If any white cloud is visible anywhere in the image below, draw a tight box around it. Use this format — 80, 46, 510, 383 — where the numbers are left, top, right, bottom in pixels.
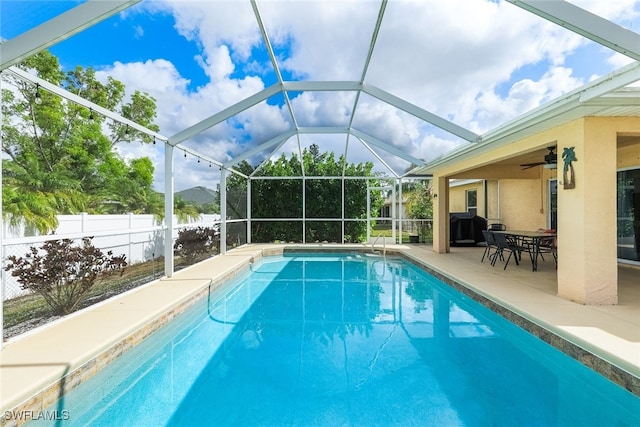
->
91, 0, 640, 190
470, 66, 584, 132
570, 0, 639, 20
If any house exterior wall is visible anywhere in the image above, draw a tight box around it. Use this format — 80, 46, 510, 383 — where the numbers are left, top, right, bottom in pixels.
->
486, 180, 500, 224
433, 116, 640, 304
496, 180, 543, 230
449, 181, 485, 215
618, 142, 640, 169
449, 178, 552, 231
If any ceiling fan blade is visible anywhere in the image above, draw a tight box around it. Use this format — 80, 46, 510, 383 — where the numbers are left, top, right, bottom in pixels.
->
520, 162, 544, 170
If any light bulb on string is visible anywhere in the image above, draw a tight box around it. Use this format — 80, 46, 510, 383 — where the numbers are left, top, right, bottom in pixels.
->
34, 84, 43, 105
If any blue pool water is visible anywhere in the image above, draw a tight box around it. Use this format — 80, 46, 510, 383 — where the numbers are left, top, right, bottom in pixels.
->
37, 253, 639, 426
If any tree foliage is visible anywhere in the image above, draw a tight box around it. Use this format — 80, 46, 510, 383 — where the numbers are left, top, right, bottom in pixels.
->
227, 144, 382, 243
405, 180, 434, 242
1, 51, 162, 234
4, 237, 127, 315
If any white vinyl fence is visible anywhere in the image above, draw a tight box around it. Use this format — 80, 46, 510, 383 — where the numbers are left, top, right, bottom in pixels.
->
2, 213, 221, 300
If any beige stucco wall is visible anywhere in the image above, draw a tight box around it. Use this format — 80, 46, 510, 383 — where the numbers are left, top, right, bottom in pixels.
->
618, 142, 640, 170
433, 116, 640, 304
449, 177, 555, 230
485, 180, 500, 224
447, 142, 638, 232
497, 180, 544, 230
449, 181, 485, 215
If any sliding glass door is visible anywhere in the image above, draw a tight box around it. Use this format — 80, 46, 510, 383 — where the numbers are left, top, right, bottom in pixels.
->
548, 179, 557, 231
617, 168, 640, 261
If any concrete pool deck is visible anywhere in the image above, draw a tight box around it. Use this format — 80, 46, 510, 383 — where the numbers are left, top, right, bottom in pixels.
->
1, 243, 639, 423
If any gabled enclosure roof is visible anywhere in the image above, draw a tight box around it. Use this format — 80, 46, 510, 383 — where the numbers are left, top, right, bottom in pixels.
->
2, 0, 640, 182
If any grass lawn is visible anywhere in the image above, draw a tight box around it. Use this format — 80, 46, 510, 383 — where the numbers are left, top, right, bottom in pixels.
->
372, 224, 432, 244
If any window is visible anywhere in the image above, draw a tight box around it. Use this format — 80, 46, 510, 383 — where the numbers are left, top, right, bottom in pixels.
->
466, 189, 477, 215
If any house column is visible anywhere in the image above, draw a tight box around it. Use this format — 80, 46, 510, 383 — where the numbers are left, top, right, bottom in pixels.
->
557, 119, 617, 304
433, 175, 450, 253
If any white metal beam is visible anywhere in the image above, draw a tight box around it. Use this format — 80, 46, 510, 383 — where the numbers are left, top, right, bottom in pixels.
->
350, 128, 426, 166
356, 137, 399, 178
481, 62, 640, 144
251, 0, 298, 129
164, 144, 174, 277
507, 0, 640, 62
169, 84, 282, 146
578, 61, 640, 102
6, 66, 168, 142
0, 0, 141, 70
175, 144, 224, 169
223, 129, 296, 168
298, 126, 350, 134
283, 81, 363, 92
363, 85, 480, 142
250, 137, 293, 177
359, 0, 388, 83
220, 168, 227, 255
583, 90, 640, 107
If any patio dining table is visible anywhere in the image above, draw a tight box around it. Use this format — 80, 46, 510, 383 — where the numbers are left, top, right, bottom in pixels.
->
492, 230, 556, 271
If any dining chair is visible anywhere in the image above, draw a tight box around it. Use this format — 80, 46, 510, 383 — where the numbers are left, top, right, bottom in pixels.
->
491, 232, 521, 269
481, 230, 499, 263
488, 223, 506, 231
537, 235, 557, 268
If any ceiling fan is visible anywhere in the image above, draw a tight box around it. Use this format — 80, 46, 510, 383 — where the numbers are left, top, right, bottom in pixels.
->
520, 146, 557, 170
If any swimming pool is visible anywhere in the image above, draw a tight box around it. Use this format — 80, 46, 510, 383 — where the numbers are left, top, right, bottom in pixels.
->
35, 253, 639, 426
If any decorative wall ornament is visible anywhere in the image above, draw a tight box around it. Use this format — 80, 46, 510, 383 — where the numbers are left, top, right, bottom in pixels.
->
562, 146, 577, 189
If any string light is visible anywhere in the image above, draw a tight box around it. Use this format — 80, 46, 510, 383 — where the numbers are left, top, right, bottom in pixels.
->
184, 150, 187, 158
29, 82, 165, 146
34, 84, 42, 105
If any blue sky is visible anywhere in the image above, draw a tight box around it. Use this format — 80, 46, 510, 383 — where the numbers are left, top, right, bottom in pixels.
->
2, 0, 639, 191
